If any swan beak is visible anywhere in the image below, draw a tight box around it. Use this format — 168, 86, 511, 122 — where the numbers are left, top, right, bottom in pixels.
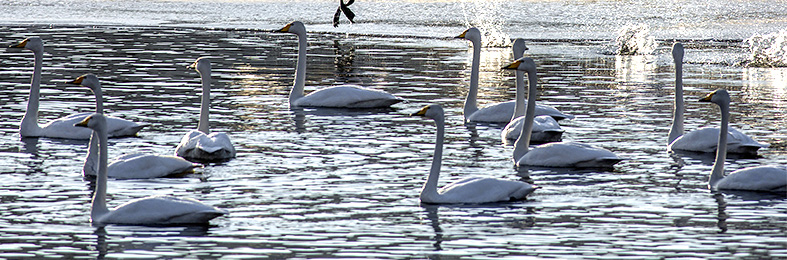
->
69, 75, 86, 85
74, 116, 92, 128
699, 92, 714, 102
455, 29, 469, 39
502, 60, 523, 70
8, 39, 27, 48
187, 61, 197, 69
410, 105, 430, 116
277, 23, 293, 33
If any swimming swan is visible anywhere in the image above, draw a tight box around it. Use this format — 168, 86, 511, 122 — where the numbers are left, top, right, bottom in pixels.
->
175, 58, 236, 161
70, 74, 197, 179
456, 28, 573, 123
9, 37, 145, 139
75, 113, 227, 225
667, 43, 768, 154
506, 58, 622, 168
412, 104, 538, 204
277, 21, 403, 108
700, 89, 786, 192
501, 39, 563, 143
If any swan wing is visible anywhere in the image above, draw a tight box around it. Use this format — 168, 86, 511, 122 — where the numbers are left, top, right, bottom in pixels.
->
99, 195, 227, 225
38, 112, 146, 139
502, 115, 564, 142
517, 141, 621, 168
105, 154, 197, 179
717, 166, 787, 192
429, 177, 537, 204
470, 101, 574, 123
175, 130, 236, 160
294, 85, 403, 108
669, 127, 768, 154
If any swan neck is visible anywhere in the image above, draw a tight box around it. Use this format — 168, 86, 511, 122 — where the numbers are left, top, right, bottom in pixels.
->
21, 49, 43, 134
668, 62, 684, 144
83, 132, 99, 176
93, 84, 104, 114
91, 123, 110, 223
513, 69, 537, 161
463, 40, 481, 121
289, 31, 307, 106
423, 114, 445, 199
197, 72, 211, 134
513, 69, 526, 119
709, 102, 729, 190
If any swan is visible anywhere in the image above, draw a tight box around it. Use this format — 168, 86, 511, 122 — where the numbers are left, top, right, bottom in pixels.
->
9, 37, 146, 139
667, 43, 768, 154
455, 28, 573, 123
277, 21, 403, 108
501, 39, 563, 143
70, 74, 198, 179
75, 113, 227, 225
700, 89, 786, 192
411, 104, 538, 204
175, 58, 236, 161
506, 58, 622, 168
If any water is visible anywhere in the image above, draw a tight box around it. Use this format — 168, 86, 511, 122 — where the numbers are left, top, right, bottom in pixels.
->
1, 0, 787, 258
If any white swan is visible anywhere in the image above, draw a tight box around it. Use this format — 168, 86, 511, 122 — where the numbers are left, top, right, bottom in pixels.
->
456, 28, 573, 123
667, 43, 768, 154
9, 37, 145, 139
501, 39, 563, 143
71, 74, 198, 179
411, 104, 538, 204
277, 21, 403, 108
506, 58, 622, 168
700, 89, 786, 192
75, 113, 227, 225
175, 58, 236, 161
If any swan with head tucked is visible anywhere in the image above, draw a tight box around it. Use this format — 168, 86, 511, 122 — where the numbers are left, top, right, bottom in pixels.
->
700, 89, 786, 192
277, 21, 403, 108
455, 28, 573, 123
75, 113, 227, 225
506, 58, 622, 168
501, 39, 563, 143
9, 37, 146, 139
411, 104, 538, 204
175, 58, 236, 161
667, 43, 768, 154
70, 74, 198, 179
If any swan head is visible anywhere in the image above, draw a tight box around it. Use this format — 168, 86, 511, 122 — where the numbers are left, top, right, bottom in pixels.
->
8, 37, 43, 53
502, 57, 537, 73
74, 113, 107, 132
456, 28, 481, 43
672, 42, 684, 63
68, 74, 101, 92
512, 39, 528, 59
188, 57, 212, 76
277, 21, 307, 36
699, 88, 730, 107
411, 104, 444, 121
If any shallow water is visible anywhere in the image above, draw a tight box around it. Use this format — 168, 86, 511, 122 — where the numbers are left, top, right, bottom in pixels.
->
1, 0, 787, 259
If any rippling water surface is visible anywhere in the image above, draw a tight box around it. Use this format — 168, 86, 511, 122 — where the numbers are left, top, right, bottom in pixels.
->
1, 0, 787, 258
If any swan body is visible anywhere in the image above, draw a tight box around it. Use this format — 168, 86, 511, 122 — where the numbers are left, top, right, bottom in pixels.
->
10, 37, 145, 139
667, 43, 768, 154
68, 74, 196, 179
506, 58, 621, 168
456, 29, 573, 123
502, 39, 563, 143
412, 104, 538, 204
278, 21, 403, 108
75, 113, 226, 225
701, 89, 786, 192
175, 58, 236, 161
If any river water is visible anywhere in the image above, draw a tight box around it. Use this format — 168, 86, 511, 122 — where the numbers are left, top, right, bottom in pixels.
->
1, 0, 786, 258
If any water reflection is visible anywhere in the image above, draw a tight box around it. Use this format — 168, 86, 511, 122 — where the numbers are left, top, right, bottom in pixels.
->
712, 193, 728, 233
422, 204, 444, 251
615, 54, 656, 86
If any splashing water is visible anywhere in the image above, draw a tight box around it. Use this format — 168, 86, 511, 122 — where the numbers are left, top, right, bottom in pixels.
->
459, 0, 510, 47
613, 24, 656, 55
743, 30, 787, 67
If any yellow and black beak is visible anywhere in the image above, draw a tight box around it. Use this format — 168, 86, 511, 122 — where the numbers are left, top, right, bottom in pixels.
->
69, 75, 86, 85
410, 105, 430, 117
8, 39, 28, 48
455, 29, 469, 39
187, 61, 197, 69
699, 91, 715, 102
502, 59, 523, 70
74, 116, 92, 128
277, 23, 293, 33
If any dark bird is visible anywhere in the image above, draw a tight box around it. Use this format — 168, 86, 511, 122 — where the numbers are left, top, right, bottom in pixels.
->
333, 0, 355, 27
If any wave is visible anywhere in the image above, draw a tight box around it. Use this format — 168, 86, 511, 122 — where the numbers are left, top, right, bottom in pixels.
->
742, 30, 787, 67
